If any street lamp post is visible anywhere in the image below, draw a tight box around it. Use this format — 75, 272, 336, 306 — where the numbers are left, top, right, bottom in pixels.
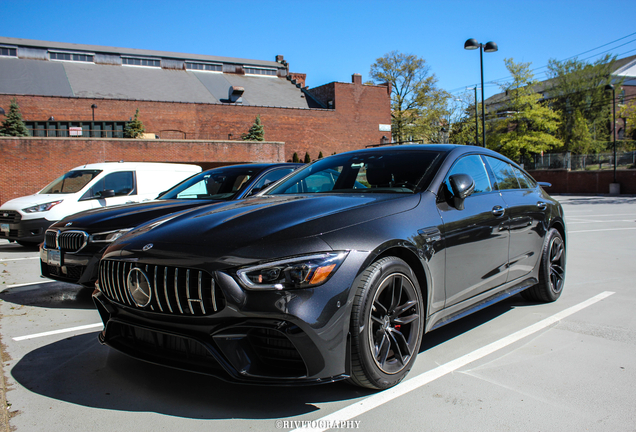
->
472, 86, 479, 145
464, 39, 498, 148
605, 84, 618, 186
91, 104, 97, 122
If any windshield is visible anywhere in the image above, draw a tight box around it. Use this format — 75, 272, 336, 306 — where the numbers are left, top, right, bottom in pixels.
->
159, 167, 262, 200
40, 170, 102, 194
267, 150, 442, 195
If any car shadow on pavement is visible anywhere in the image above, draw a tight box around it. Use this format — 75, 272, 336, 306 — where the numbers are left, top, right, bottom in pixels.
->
10, 332, 373, 419
0, 282, 95, 310
0, 242, 40, 253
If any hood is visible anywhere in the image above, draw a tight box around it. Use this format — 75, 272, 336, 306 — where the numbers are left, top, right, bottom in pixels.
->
105, 193, 421, 267
0, 194, 67, 211
50, 199, 221, 232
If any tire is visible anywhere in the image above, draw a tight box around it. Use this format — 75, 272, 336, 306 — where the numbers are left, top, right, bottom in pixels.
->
522, 228, 566, 303
348, 257, 424, 389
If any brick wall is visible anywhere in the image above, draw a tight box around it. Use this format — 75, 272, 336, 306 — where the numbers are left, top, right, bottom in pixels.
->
0, 137, 284, 204
529, 169, 636, 194
0, 76, 391, 163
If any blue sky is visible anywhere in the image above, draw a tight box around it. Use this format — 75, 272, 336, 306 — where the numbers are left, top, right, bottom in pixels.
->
2, 0, 636, 99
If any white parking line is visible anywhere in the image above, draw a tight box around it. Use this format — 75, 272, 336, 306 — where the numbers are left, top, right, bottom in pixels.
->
569, 227, 636, 233
293, 291, 615, 432
12, 323, 103, 341
0, 256, 40, 262
6, 279, 56, 289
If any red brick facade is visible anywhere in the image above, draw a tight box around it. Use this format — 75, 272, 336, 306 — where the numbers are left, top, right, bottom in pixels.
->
0, 75, 391, 164
0, 137, 284, 204
529, 169, 636, 194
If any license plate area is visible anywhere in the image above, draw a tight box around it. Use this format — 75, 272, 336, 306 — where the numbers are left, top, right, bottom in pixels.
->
48, 249, 61, 267
0, 224, 8, 233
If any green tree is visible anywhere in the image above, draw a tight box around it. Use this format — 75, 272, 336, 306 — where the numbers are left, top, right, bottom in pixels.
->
369, 51, 449, 143
124, 108, 145, 138
304, 152, 311, 163
569, 109, 593, 153
318, 151, 324, 159
488, 58, 562, 160
242, 115, 264, 141
619, 100, 636, 140
1, 98, 29, 137
292, 152, 299, 163
546, 54, 618, 151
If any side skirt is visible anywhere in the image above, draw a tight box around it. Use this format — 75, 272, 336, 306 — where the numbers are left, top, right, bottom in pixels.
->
426, 277, 538, 332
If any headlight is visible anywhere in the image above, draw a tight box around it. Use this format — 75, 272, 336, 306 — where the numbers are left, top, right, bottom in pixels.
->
23, 200, 63, 213
236, 252, 349, 290
90, 228, 133, 243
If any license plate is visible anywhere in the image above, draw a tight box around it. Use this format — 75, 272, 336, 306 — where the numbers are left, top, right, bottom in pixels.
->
0, 224, 8, 233
48, 249, 61, 267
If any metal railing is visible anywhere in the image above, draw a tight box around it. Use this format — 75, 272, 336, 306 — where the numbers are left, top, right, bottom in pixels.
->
520, 151, 636, 171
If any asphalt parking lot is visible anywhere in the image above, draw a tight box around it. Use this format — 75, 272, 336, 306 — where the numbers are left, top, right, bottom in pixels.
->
0, 194, 635, 432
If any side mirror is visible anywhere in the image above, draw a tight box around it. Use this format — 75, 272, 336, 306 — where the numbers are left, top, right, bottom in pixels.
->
448, 174, 475, 210
537, 181, 552, 188
97, 189, 116, 198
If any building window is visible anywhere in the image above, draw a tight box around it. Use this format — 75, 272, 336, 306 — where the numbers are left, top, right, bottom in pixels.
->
244, 66, 277, 76
49, 51, 94, 62
186, 61, 222, 72
0, 47, 17, 57
122, 57, 161, 67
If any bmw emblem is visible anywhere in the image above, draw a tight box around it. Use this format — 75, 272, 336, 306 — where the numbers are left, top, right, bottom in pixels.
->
127, 268, 152, 307
65, 222, 73, 227
143, 243, 153, 251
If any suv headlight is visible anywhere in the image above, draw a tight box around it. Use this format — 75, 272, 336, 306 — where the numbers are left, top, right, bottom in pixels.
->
236, 252, 349, 290
23, 200, 63, 213
90, 228, 133, 243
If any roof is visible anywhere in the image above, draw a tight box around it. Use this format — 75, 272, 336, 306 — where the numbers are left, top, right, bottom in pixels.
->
0, 37, 324, 109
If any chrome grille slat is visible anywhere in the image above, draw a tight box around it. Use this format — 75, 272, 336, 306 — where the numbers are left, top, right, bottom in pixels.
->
46, 230, 88, 252
175, 268, 184, 314
198, 271, 206, 315
98, 259, 222, 317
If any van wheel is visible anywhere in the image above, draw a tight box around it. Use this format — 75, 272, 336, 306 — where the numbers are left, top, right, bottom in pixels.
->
348, 257, 424, 389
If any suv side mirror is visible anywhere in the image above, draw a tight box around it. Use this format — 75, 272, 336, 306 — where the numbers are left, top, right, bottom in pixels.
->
448, 174, 475, 210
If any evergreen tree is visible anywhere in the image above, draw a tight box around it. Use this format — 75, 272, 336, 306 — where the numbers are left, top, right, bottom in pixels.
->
124, 108, 145, 138
318, 151, 324, 159
242, 115, 264, 141
1, 98, 29, 137
304, 152, 311, 163
292, 152, 299, 163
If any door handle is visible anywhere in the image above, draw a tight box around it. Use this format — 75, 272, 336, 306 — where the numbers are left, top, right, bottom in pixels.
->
492, 206, 505, 218
537, 202, 547, 211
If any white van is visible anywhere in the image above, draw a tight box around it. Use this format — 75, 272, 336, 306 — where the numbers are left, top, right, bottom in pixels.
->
0, 161, 201, 245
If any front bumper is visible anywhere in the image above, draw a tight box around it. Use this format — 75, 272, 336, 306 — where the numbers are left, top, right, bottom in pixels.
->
40, 246, 100, 286
0, 216, 51, 244
93, 251, 368, 385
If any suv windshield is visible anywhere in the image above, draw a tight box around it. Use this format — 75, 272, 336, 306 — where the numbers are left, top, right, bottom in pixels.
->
159, 167, 261, 200
267, 150, 442, 195
40, 170, 102, 194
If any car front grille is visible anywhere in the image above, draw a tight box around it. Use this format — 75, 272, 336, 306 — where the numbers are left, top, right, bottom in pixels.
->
0, 211, 20, 223
99, 259, 224, 316
45, 230, 88, 252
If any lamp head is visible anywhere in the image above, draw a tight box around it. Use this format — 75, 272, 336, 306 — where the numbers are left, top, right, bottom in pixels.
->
484, 41, 498, 53
464, 39, 480, 50
605, 84, 614, 91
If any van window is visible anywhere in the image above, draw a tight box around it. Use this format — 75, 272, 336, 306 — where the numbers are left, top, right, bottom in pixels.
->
40, 170, 102, 194
84, 171, 135, 198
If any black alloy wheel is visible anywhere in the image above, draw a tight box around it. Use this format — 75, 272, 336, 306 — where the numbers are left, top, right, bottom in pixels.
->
349, 257, 424, 389
522, 228, 566, 303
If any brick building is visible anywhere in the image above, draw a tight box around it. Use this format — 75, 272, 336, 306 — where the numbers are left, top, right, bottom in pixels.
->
0, 37, 392, 157
0, 37, 391, 204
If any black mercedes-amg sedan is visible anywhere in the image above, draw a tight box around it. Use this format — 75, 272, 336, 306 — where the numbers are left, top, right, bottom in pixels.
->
93, 145, 566, 389
41, 163, 300, 287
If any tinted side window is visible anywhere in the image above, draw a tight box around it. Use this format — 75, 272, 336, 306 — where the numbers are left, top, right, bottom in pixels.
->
511, 166, 536, 189
89, 171, 135, 197
485, 157, 520, 190
444, 155, 492, 195
251, 168, 294, 190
